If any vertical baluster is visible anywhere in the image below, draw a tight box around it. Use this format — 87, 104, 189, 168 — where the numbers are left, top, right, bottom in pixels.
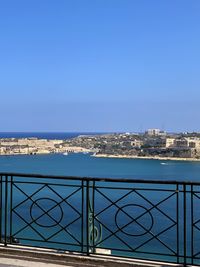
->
183, 184, 187, 266
86, 179, 90, 255
92, 180, 95, 253
176, 184, 179, 264
81, 179, 84, 253
0, 175, 2, 243
4, 175, 8, 246
191, 185, 194, 266
9, 176, 13, 244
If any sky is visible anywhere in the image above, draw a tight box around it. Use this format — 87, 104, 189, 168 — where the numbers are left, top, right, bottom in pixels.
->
0, 0, 200, 132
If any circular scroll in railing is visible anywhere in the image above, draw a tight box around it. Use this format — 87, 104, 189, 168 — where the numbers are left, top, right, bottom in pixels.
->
30, 198, 63, 228
115, 204, 153, 236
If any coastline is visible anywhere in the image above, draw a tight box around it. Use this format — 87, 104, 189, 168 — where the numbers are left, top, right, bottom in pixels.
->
93, 154, 200, 162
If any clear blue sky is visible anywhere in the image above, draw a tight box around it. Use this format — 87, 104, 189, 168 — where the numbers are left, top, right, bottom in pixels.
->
0, 0, 200, 132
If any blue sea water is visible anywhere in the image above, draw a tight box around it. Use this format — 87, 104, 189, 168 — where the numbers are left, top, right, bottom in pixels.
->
0, 153, 200, 182
0, 132, 102, 140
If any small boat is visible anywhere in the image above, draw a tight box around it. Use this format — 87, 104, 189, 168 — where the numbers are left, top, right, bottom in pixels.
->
161, 162, 167, 165
63, 152, 68, 156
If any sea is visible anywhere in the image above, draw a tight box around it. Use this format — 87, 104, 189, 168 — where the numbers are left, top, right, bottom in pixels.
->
0, 132, 97, 140
0, 132, 199, 181
0, 132, 199, 264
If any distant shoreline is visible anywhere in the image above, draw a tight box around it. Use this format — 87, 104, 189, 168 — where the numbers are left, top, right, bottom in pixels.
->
93, 154, 200, 162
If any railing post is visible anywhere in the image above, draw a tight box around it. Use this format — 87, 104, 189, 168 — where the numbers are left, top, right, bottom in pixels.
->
183, 184, 187, 266
4, 175, 8, 246
9, 176, 13, 245
86, 179, 90, 256
81, 180, 84, 253
0, 175, 2, 243
191, 185, 194, 266
176, 184, 180, 264
92, 180, 95, 253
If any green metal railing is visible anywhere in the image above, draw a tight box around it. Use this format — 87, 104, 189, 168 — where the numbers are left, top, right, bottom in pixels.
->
0, 172, 200, 266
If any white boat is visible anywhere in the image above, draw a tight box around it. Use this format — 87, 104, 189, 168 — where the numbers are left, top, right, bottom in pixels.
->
63, 152, 68, 156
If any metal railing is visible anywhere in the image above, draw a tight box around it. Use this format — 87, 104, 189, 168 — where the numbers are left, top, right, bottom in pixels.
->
0, 172, 200, 265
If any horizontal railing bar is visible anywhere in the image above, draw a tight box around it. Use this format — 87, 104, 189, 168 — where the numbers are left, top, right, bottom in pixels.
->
7, 242, 85, 252
0, 173, 85, 181
4, 181, 178, 191
0, 180, 178, 189
3, 181, 196, 194
0, 172, 200, 185
12, 238, 83, 247
93, 186, 177, 192
3, 181, 198, 194
10, 181, 83, 187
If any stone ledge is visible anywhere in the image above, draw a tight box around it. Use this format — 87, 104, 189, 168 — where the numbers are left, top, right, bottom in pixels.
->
0, 245, 182, 267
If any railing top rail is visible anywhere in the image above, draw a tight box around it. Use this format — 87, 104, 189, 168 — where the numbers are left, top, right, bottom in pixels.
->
0, 172, 199, 185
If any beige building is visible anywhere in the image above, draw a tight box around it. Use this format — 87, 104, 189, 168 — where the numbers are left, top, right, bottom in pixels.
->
185, 137, 200, 150
166, 138, 175, 148
131, 139, 143, 148
146, 129, 166, 136
166, 137, 200, 150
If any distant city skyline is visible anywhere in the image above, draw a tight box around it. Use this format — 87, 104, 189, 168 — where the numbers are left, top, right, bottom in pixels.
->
0, 0, 200, 132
